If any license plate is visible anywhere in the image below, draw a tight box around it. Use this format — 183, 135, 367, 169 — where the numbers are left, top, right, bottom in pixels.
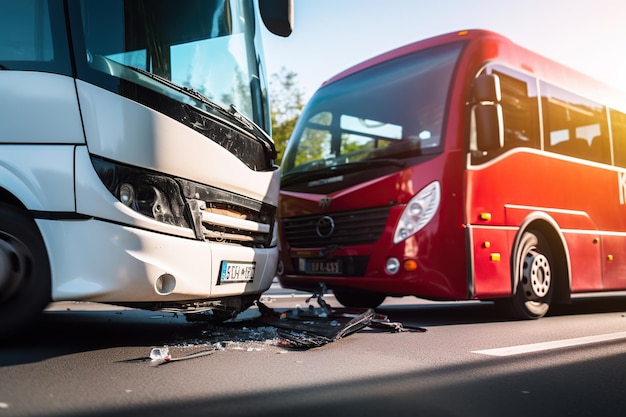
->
219, 261, 255, 283
300, 258, 342, 274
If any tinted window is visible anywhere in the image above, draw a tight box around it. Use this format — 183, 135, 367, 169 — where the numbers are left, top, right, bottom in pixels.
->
493, 68, 540, 150
282, 42, 464, 176
470, 66, 540, 165
0, 0, 71, 74
542, 82, 609, 164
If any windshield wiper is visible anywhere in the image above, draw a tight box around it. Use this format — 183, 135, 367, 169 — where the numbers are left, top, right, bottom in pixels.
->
129, 66, 277, 159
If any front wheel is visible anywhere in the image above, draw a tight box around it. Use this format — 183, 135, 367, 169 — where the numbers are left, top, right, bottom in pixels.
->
333, 287, 386, 309
507, 230, 554, 320
0, 204, 51, 340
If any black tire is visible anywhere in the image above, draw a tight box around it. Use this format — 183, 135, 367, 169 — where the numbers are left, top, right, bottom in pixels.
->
333, 287, 386, 309
507, 230, 554, 319
0, 203, 51, 340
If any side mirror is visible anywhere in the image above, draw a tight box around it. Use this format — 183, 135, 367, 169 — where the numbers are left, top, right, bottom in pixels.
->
475, 104, 504, 151
259, 0, 294, 37
474, 73, 501, 102
473, 73, 503, 151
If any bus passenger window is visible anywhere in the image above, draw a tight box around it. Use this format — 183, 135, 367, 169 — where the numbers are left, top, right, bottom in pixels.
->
611, 109, 626, 167
542, 82, 609, 163
493, 69, 540, 150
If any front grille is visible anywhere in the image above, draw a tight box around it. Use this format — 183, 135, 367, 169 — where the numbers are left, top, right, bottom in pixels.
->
179, 179, 276, 248
283, 206, 391, 248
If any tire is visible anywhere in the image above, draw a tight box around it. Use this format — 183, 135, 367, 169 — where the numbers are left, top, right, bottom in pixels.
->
507, 230, 554, 319
333, 287, 386, 309
0, 204, 51, 340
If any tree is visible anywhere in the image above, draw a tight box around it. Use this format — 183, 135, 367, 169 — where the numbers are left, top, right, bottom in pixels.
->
269, 67, 305, 165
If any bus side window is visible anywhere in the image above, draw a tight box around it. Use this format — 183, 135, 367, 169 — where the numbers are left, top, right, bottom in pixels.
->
542, 82, 609, 164
0, 0, 71, 75
492, 69, 540, 150
611, 109, 626, 168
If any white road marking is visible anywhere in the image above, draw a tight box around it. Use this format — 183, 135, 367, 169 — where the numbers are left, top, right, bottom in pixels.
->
472, 331, 626, 356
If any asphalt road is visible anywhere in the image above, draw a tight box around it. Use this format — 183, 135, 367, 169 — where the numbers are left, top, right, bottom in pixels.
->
2, 284, 626, 417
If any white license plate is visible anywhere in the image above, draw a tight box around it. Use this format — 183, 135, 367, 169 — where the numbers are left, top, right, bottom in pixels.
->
219, 261, 255, 283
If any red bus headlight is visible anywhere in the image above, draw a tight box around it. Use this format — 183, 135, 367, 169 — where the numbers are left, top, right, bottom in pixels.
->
393, 181, 440, 244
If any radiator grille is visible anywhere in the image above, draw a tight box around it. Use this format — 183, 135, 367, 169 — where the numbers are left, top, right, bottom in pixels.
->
283, 206, 390, 248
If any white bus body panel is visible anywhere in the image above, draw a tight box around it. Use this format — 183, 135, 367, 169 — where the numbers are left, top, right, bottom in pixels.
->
0, 72, 84, 144
76, 81, 280, 206
39, 217, 278, 302
0, 146, 76, 211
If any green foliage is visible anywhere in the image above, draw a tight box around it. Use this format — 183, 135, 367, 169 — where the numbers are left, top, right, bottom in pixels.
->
269, 67, 305, 165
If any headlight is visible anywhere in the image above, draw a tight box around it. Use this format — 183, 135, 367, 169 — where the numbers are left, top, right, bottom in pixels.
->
91, 157, 191, 229
393, 181, 440, 244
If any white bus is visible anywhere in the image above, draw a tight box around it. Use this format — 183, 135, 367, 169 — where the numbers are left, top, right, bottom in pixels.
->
0, 0, 292, 338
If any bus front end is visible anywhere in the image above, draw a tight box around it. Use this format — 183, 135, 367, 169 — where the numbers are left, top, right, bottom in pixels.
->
277, 39, 469, 308
0, 0, 292, 336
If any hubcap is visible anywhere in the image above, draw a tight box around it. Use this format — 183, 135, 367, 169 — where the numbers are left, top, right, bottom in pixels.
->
522, 249, 551, 300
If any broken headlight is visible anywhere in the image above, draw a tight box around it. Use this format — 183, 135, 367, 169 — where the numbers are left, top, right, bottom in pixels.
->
91, 156, 191, 229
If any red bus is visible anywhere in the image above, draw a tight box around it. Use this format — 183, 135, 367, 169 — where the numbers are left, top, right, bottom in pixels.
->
276, 29, 626, 319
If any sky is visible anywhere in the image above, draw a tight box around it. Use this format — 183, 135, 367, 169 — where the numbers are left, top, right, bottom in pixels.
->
261, 0, 626, 102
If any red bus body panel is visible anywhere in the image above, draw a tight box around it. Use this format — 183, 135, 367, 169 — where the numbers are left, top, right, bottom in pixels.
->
279, 151, 467, 299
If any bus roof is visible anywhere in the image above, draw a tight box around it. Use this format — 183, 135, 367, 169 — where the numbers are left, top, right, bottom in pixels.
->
322, 29, 626, 112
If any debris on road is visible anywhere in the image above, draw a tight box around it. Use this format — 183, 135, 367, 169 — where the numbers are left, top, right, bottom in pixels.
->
133, 285, 426, 364
148, 346, 216, 366
253, 286, 423, 348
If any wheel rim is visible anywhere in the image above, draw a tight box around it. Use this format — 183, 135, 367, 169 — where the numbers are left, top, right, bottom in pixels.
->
521, 249, 551, 300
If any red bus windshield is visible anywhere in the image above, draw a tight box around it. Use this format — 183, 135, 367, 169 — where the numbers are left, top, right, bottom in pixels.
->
280, 42, 465, 182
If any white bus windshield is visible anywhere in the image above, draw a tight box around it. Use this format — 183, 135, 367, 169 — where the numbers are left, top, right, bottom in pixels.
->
74, 0, 269, 132
281, 42, 464, 177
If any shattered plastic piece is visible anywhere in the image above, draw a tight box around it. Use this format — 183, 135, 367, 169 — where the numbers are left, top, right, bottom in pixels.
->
149, 348, 215, 366
149, 347, 170, 362
257, 302, 376, 348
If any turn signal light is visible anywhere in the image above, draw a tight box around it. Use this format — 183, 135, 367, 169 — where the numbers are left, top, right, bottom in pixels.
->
403, 259, 418, 272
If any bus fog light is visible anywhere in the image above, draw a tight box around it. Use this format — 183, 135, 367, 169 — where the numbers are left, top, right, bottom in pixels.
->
386, 258, 400, 275
119, 183, 135, 206
155, 273, 176, 295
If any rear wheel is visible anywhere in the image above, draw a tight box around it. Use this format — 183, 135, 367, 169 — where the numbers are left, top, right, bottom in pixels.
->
0, 204, 51, 340
333, 287, 386, 309
507, 230, 554, 319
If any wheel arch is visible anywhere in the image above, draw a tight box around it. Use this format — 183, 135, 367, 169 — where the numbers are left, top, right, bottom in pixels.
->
0, 187, 29, 212
511, 212, 571, 304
